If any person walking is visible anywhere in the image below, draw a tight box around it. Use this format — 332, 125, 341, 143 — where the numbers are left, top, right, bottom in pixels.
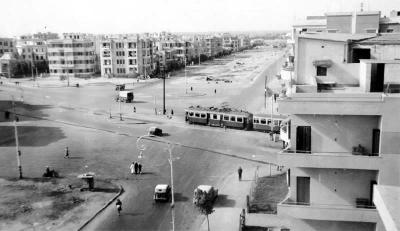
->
130, 162, 136, 175
214, 88, 216, 94
171, 109, 174, 116
116, 199, 122, 216
64, 147, 69, 158
133, 107, 136, 113
238, 167, 243, 181
134, 162, 138, 174
138, 162, 142, 174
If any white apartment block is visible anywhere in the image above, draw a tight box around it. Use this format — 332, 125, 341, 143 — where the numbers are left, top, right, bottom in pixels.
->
47, 38, 95, 78
100, 37, 153, 77
277, 33, 400, 231
16, 38, 47, 62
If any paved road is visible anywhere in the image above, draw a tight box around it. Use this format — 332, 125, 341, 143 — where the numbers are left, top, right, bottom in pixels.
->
0, 47, 285, 231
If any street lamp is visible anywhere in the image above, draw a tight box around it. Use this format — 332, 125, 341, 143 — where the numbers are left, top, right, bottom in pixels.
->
136, 134, 175, 231
184, 56, 187, 94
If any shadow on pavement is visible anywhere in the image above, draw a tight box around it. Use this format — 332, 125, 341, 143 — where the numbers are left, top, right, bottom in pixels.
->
173, 192, 189, 202
122, 212, 145, 217
0, 100, 52, 122
0, 126, 66, 147
214, 194, 236, 208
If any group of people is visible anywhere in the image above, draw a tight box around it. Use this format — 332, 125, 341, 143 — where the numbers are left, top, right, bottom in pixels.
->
130, 161, 143, 174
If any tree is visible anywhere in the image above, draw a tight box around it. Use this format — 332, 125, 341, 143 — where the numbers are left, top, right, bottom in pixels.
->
194, 190, 215, 231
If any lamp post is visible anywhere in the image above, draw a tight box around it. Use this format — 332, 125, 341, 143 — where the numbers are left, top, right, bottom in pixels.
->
184, 55, 187, 94
11, 95, 22, 179
136, 135, 175, 231
160, 65, 166, 115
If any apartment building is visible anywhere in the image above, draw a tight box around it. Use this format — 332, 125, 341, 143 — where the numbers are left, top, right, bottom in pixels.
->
47, 37, 95, 78
276, 33, 400, 231
204, 36, 223, 58
0, 38, 16, 57
100, 36, 153, 77
379, 10, 400, 33
16, 38, 47, 62
238, 35, 251, 51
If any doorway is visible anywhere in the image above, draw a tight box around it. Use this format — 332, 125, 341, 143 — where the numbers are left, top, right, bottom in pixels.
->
296, 126, 311, 153
297, 177, 310, 205
370, 63, 385, 92
372, 129, 380, 156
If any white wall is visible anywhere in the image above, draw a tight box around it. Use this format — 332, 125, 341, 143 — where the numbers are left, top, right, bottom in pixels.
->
296, 38, 360, 86
290, 168, 377, 206
291, 115, 379, 154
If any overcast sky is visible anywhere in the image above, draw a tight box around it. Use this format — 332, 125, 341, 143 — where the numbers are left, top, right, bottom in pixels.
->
1, 0, 398, 37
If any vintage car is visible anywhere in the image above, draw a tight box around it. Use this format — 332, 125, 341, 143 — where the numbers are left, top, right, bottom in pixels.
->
193, 185, 218, 205
148, 126, 163, 136
154, 184, 171, 202
115, 84, 126, 91
116, 90, 134, 103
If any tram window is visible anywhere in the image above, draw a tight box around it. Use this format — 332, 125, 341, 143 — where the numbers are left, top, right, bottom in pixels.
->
254, 118, 259, 124
201, 113, 206, 118
267, 119, 272, 125
230, 116, 235, 121
223, 115, 229, 120
195, 113, 200, 117
237, 117, 243, 122
213, 114, 218, 119
274, 120, 280, 126
260, 119, 266, 124
189, 112, 194, 116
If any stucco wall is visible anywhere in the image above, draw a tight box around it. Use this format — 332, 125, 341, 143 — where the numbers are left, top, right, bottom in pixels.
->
290, 115, 379, 154
287, 218, 376, 231
290, 168, 377, 206
327, 15, 352, 33
297, 38, 360, 85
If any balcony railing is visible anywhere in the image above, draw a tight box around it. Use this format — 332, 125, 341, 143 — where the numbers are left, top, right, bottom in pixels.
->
277, 149, 381, 170
278, 199, 379, 222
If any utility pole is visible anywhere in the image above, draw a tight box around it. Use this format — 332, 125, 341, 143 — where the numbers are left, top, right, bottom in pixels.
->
168, 143, 175, 231
12, 97, 22, 179
185, 56, 187, 94
264, 75, 267, 110
162, 66, 166, 115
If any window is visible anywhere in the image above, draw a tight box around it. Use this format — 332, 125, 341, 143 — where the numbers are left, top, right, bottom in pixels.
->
212, 114, 218, 119
253, 118, 259, 124
351, 48, 370, 63
189, 112, 194, 116
267, 119, 272, 125
237, 117, 243, 122
223, 115, 229, 121
386, 29, 394, 33
230, 116, 235, 122
201, 113, 206, 118
316, 66, 327, 76
195, 113, 200, 117
260, 119, 266, 124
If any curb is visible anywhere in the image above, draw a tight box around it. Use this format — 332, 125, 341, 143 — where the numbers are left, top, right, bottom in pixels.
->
77, 185, 125, 231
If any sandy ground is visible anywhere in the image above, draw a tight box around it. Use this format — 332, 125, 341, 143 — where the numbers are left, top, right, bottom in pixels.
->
0, 178, 119, 231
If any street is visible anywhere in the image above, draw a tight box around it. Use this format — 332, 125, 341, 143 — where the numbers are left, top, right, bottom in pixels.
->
0, 47, 285, 230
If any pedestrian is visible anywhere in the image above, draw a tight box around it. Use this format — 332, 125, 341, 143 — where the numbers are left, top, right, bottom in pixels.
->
138, 162, 142, 174
116, 199, 122, 216
134, 106, 136, 113
238, 167, 243, 181
190, 86, 193, 91
214, 89, 216, 94
134, 162, 138, 174
64, 147, 69, 158
171, 109, 174, 116
130, 162, 135, 175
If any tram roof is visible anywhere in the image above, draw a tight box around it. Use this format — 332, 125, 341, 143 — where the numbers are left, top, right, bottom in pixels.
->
187, 105, 251, 116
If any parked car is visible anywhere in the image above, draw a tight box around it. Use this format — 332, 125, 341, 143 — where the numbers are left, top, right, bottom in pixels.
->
148, 126, 162, 136
115, 84, 125, 91
193, 185, 218, 205
154, 184, 171, 202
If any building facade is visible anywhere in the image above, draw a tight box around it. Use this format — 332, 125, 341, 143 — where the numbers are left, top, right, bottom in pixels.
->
47, 38, 95, 78
100, 36, 154, 77
0, 38, 15, 57
276, 33, 400, 231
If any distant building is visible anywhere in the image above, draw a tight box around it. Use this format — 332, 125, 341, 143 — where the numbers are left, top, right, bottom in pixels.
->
0, 38, 16, 57
47, 37, 95, 78
100, 36, 154, 77
16, 38, 47, 62
204, 36, 223, 58
379, 10, 400, 33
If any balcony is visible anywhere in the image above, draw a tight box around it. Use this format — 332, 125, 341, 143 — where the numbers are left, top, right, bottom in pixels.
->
278, 92, 384, 115
278, 200, 379, 223
277, 150, 381, 170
